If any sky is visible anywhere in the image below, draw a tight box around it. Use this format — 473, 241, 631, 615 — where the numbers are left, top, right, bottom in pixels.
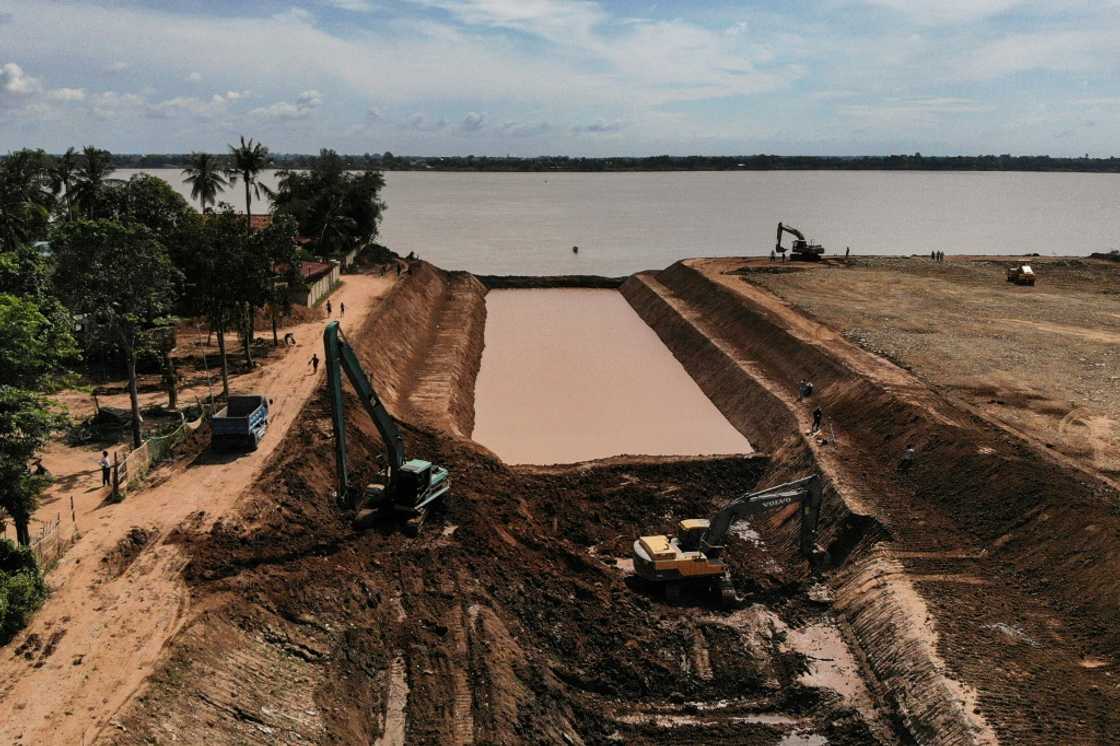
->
1, 0, 1119, 156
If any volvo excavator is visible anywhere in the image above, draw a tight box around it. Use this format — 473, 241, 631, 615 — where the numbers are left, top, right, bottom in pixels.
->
323, 321, 450, 534
776, 222, 826, 261
632, 475, 825, 604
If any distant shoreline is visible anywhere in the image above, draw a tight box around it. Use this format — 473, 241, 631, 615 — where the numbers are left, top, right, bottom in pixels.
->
90, 154, 1120, 174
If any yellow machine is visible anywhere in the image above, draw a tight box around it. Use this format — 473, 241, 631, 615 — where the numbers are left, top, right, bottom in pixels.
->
633, 475, 825, 604
1007, 265, 1035, 286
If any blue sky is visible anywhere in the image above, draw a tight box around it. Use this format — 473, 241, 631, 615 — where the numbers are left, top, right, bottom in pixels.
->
1, 0, 1118, 156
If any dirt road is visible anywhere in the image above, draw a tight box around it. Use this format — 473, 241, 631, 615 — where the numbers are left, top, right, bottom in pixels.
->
0, 274, 394, 746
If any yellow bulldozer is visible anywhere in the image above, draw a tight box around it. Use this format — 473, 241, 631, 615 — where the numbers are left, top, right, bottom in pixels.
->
632, 475, 826, 604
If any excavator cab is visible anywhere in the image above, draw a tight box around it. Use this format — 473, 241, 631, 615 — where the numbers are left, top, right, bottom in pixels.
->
675, 519, 710, 551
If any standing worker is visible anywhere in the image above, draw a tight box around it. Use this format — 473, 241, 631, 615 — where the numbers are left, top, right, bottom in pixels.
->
899, 444, 916, 472
340, 302, 346, 318
845, 246, 850, 258
310, 353, 320, 374
811, 406, 823, 434
326, 299, 332, 317
99, 451, 111, 487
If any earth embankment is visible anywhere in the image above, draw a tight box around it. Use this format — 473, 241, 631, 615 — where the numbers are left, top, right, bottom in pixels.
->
107, 263, 881, 745
624, 258, 1120, 744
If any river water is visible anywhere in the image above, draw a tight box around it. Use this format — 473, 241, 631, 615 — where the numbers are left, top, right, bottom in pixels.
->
471, 289, 749, 464
126, 168, 1118, 276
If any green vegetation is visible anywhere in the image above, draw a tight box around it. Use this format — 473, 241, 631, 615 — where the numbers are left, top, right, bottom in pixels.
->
226, 136, 273, 229
52, 220, 181, 448
0, 538, 47, 644
181, 152, 230, 213
273, 148, 385, 257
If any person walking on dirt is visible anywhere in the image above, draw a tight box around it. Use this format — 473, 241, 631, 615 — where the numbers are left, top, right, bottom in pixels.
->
845, 247, 850, 258
310, 353, 320, 374
326, 300, 332, 317
798, 379, 814, 401
99, 451, 111, 486
340, 302, 346, 318
769, 250, 776, 262
899, 444, 916, 472
811, 406, 823, 434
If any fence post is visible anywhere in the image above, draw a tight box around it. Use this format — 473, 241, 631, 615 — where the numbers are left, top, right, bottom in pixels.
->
112, 450, 120, 499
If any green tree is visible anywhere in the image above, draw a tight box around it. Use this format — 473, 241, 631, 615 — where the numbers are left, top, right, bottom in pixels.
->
176, 209, 246, 398
0, 386, 62, 547
90, 174, 195, 243
0, 295, 79, 391
274, 149, 385, 256
0, 149, 54, 248
0, 537, 48, 642
181, 152, 229, 213
49, 147, 81, 222
51, 220, 180, 448
255, 213, 301, 347
73, 146, 114, 218
226, 136, 272, 231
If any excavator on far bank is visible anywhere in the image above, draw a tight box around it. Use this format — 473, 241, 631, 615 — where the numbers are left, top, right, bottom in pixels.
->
323, 321, 450, 534
632, 475, 826, 604
775, 222, 826, 261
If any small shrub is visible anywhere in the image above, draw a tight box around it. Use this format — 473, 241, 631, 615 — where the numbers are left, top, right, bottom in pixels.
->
0, 538, 47, 645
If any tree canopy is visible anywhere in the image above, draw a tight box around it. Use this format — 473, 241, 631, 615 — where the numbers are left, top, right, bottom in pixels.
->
273, 148, 385, 256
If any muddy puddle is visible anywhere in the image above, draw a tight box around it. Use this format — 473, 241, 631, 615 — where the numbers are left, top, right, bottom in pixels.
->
472, 289, 750, 463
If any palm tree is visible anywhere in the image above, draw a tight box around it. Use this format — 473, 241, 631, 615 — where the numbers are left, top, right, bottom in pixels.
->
0, 149, 53, 247
226, 136, 273, 232
49, 147, 81, 221
181, 152, 229, 213
74, 145, 114, 218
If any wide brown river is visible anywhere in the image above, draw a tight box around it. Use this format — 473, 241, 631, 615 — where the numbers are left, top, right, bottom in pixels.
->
131, 168, 1117, 276
471, 289, 749, 464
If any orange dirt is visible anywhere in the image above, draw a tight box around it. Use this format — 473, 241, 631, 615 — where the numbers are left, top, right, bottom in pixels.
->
0, 274, 394, 746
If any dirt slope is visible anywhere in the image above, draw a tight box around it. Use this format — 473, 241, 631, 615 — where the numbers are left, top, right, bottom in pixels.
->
0, 275, 395, 746
624, 259, 1120, 744
104, 263, 889, 745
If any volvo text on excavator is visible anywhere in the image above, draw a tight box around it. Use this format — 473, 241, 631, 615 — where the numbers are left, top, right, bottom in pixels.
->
776, 222, 826, 261
632, 475, 826, 604
323, 321, 451, 534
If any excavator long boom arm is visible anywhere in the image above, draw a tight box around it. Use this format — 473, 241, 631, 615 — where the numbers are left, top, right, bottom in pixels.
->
324, 321, 405, 505
701, 475, 822, 559
776, 221, 806, 246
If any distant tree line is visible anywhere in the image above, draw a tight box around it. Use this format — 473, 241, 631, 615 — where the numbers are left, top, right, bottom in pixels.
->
28, 151, 1120, 173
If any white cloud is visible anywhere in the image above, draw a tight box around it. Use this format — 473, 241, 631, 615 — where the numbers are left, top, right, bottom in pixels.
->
862, 0, 1026, 24
186, 71, 202, 82
366, 106, 385, 121
415, 0, 605, 41
322, 0, 375, 11
499, 119, 549, 137
572, 118, 623, 133
249, 90, 322, 121
0, 62, 41, 101
47, 87, 85, 101
296, 89, 322, 108
458, 111, 485, 132
104, 60, 129, 74
405, 112, 447, 131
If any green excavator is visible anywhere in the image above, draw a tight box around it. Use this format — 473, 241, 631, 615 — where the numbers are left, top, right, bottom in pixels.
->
323, 321, 451, 533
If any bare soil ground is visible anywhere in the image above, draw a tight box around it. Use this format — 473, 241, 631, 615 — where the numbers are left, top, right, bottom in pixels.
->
740, 255, 1120, 483
96, 264, 892, 745
0, 275, 394, 746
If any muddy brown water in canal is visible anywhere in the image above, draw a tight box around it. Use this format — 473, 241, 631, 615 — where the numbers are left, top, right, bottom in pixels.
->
472, 288, 750, 463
